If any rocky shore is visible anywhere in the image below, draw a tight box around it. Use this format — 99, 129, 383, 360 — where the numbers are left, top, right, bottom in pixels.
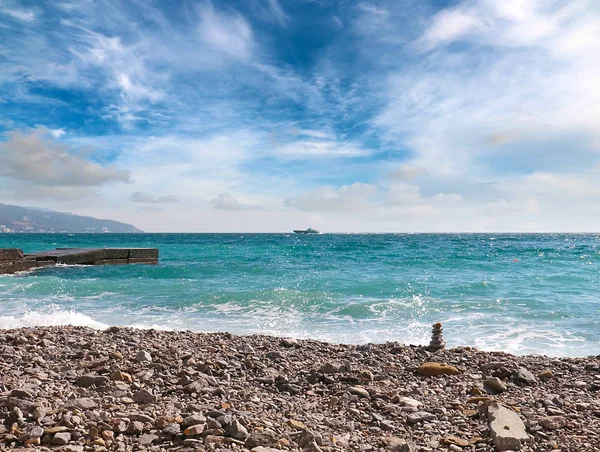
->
0, 326, 599, 452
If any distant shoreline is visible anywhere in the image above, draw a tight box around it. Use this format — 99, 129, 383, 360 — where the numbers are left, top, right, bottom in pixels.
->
3, 231, 600, 234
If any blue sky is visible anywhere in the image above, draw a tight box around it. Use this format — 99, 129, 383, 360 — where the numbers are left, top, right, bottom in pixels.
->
1, 0, 599, 232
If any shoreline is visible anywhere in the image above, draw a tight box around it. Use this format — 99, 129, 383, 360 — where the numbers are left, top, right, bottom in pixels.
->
0, 309, 594, 358
1, 326, 599, 451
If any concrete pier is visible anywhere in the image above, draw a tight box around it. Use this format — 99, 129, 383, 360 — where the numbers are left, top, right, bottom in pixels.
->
0, 248, 158, 275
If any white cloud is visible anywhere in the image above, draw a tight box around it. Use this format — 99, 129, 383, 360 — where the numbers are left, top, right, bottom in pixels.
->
197, 2, 254, 60
210, 193, 248, 211
72, 31, 166, 110
49, 128, 66, 138
130, 192, 179, 204
0, 127, 130, 188
0, 127, 129, 201
266, 0, 288, 26
376, 1, 600, 181
3, 0, 600, 233
387, 165, 427, 181
416, 8, 483, 50
386, 183, 423, 206
275, 140, 371, 159
358, 2, 389, 16
430, 193, 464, 206
482, 198, 540, 216
287, 183, 378, 212
0, 3, 35, 22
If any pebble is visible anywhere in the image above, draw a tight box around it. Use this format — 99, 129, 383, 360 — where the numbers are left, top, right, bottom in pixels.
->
348, 386, 370, 398
68, 398, 97, 410
135, 350, 152, 362
183, 413, 207, 426
417, 362, 460, 376
0, 325, 598, 452
163, 423, 181, 435
10, 388, 33, 399
63, 447, 83, 452
318, 362, 340, 374
138, 433, 159, 445
52, 432, 71, 445
132, 388, 157, 404
407, 411, 436, 424
540, 416, 567, 430
484, 376, 508, 393
226, 419, 249, 439
183, 423, 205, 435
515, 367, 537, 384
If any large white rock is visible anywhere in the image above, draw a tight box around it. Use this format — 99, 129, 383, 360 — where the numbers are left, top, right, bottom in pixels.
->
486, 402, 529, 451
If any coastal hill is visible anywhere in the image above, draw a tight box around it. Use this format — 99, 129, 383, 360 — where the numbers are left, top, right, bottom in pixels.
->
0, 203, 142, 233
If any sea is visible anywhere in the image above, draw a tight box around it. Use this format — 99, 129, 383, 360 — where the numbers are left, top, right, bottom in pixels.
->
0, 233, 599, 357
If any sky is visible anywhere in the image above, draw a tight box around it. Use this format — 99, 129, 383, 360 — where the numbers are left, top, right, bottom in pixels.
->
1, 0, 599, 232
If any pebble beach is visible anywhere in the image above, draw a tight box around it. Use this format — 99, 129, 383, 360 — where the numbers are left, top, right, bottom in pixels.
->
1, 326, 599, 452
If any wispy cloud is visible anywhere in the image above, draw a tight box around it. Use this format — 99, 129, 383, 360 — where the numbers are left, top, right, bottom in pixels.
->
266, 0, 288, 26
197, 2, 254, 60
0, 1, 35, 22
1, 0, 599, 231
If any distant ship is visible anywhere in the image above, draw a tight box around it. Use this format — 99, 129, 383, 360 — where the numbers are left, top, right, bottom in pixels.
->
293, 227, 320, 234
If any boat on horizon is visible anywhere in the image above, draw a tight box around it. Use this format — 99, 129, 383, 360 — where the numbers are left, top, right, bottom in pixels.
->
293, 227, 320, 234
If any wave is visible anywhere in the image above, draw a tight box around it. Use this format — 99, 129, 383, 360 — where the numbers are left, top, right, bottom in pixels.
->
0, 308, 108, 329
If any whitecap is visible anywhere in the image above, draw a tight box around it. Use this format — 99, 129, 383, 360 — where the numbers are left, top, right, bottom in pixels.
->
0, 308, 107, 329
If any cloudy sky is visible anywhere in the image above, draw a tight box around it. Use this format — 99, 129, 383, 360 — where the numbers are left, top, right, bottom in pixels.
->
1, 0, 599, 232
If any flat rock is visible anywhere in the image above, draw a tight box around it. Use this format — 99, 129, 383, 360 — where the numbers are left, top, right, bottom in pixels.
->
10, 388, 33, 399
138, 433, 159, 445
45, 426, 70, 434
226, 418, 249, 439
484, 376, 508, 393
442, 436, 469, 447
417, 362, 460, 376
318, 362, 340, 374
486, 402, 529, 451
67, 398, 97, 410
348, 386, 370, 398
406, 411, 436, 424
515, 367, 537, 385
0, 248, 24, 261
52, 432, 71, 445
245, 430, 279, 448
136, 350, 152, 362
396, 396, 422, 408
132, 388, 157, 404
183, 413, 207, 427
540, 416, 567, 430
75, 374, 109, 387
184, 423, 205, 436
163, 423, 181, 435
129, 413, 155, 423
62, 446, 84, 452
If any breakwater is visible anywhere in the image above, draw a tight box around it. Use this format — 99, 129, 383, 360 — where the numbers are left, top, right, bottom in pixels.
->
0, 247, 158, 274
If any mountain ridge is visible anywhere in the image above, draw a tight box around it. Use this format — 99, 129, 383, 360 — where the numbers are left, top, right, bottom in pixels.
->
0, 203, 142, 233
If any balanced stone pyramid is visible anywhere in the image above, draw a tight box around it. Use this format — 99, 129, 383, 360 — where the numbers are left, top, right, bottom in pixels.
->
428, 322, 446, 351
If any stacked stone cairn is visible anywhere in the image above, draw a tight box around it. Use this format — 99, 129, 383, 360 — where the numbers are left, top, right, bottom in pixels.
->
428, 322, 446, 351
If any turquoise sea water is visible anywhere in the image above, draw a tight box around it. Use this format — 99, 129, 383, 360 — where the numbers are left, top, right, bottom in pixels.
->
1, 233, 599, 357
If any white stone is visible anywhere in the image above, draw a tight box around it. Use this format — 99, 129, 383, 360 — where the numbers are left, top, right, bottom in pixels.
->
486, 402, 529, 451
136, 350, 152, 362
